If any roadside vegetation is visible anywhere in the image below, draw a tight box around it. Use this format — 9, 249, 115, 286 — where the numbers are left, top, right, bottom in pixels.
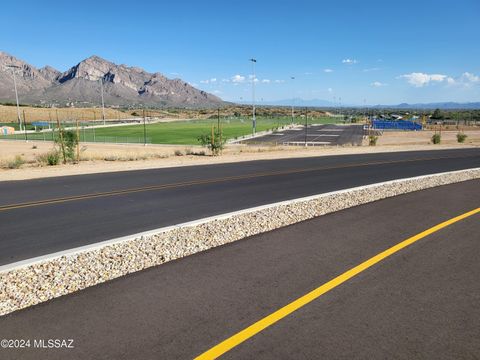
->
431, 133, 441, 144
456, 132, 467, 143
198, 125, 226, 155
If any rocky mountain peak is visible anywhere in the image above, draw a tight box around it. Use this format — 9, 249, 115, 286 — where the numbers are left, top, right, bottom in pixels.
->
0, 52, 224, 107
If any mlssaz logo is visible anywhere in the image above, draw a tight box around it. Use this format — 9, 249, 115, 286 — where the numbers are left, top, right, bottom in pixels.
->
33, 339, 74, 349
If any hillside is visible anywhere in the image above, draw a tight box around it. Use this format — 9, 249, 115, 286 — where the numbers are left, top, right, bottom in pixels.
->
0, 52, 224, 108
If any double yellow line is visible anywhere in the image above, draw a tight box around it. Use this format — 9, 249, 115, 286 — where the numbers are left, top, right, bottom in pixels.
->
0, 154, 477, 212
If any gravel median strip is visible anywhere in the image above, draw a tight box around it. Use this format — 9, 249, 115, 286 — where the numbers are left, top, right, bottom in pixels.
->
1, 168, 479, 316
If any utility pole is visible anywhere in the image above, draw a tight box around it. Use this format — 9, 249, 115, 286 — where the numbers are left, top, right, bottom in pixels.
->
7, 65, 23, 131
76, 119, 80, 162
23, 109, 27, 141
249, 58, 257, 135
143, 109, 147, 146
339, 97, 342, 121
100, 78, 106, 126
56, 111, 66, 164
291, 76, 295, 124
304, 107, 308, 146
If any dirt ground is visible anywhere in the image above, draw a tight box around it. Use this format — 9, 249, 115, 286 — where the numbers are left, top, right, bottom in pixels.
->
374, 129, 480, 146
1, 129, 478, 182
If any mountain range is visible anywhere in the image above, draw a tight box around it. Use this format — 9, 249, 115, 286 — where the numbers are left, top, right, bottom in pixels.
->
0, 51, 223, 107
261, 98, 480, 110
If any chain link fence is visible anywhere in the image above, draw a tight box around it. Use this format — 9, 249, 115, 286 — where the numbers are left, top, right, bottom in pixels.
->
0, 132, 152, 144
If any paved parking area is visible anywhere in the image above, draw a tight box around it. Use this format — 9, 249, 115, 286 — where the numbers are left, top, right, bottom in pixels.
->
241, 124, 364, 146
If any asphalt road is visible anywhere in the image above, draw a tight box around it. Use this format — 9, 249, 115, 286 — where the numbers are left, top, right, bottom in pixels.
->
0, 148, 479, 266
0, 180, 478, 359
241, 124, 364, 146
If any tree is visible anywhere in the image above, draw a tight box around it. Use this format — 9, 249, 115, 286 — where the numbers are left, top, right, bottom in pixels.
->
431, 108, 443, 119
198, 126, 226, 156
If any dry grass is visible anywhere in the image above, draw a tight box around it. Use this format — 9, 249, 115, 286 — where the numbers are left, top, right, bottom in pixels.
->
0, 105, 130, 123
0, 104, 330, 123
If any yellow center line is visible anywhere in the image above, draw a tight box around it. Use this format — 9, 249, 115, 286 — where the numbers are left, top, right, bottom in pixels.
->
195, 207, 480, 359
0, 154, 477, 212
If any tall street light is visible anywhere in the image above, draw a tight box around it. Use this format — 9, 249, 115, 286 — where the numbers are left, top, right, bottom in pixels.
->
291, 76, 295, 124
6, 65, 23, 131
249, 58, 257, 135
100, 77, 106, 125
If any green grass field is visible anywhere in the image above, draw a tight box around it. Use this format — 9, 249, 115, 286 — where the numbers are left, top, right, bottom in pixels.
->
1, 116, 340, 145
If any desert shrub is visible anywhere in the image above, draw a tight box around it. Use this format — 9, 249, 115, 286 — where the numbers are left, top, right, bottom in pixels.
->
174, 150, 184, 156
54, 129, 78, 163
431, 133, 441, 144
198, 126, 226, 156
103, 155, 119, 161
368, 135, 378, 146
7, 155, 25, 169
457, 132, 467, 143
46, 151, 60, 165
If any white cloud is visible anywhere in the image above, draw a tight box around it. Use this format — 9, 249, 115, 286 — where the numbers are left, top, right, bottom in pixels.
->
274, 79, 285, 83
363, 67, 380, 72
342, 58, 358, 64
261, 79, 271, 83
304, 72, 313, 75
200, 78, 217, 84
327, 87, 333, 93
371, 81, 387, 87
231, 74, 246, 83
461, 72, 480, 83
221, 78, 230, 83
188, 82, 198, 87
323, 68, 334, 73
213, 90, 222, 94
398, 72, 449, 87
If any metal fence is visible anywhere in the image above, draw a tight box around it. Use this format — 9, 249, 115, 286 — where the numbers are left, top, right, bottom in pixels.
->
0, 133, 152, 144
372, 119, 422, 131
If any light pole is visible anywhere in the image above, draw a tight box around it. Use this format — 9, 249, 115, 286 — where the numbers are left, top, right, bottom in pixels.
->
6, 65, 23, 132
291, 76, 295, 124
339, 97, 342, 121
100, 77, 106, 125
249, 58, 257, 135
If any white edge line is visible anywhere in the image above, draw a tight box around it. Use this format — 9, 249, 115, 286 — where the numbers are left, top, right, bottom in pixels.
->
0, 167, 478, 274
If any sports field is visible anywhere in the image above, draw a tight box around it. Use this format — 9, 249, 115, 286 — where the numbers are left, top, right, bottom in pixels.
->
0, 116, 340, 145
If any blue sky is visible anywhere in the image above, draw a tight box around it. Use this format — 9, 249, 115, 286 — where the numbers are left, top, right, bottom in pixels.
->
1, 0, 479, 105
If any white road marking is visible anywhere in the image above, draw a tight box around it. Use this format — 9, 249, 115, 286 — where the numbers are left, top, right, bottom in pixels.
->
283, 141, 332, 145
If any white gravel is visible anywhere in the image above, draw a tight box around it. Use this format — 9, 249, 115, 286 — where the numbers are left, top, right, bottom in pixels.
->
1, 168, 479, 316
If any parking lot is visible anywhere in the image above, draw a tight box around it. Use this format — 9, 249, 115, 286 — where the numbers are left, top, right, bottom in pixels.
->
241, 124, 364, 146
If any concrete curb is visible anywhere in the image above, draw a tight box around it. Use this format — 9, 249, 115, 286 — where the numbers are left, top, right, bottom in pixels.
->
1, 168, 479, 316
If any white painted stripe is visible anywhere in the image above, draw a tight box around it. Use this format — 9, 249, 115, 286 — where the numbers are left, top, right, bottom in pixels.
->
284, 141, 332, 145
0, 167, 478, 274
